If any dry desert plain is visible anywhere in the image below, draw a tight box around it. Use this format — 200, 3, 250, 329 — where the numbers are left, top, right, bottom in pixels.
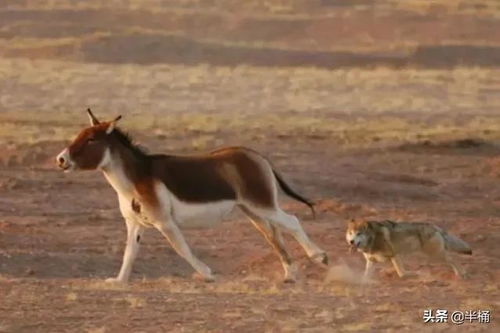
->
0, 0, 500, 332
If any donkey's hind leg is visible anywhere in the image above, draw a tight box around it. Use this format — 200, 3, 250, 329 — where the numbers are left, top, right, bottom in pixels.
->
241, 207, 297, 282
154, 220, 215, 282
256, 207, 328, 267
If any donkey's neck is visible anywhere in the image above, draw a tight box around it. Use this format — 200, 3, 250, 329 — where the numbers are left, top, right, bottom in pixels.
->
101, 148, 150, 199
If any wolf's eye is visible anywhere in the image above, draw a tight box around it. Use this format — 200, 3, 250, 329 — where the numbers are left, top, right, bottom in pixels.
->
87, 137, 96, 144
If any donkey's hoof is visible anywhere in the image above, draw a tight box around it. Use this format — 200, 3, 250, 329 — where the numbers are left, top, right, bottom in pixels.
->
311, 252, 329, 267
283, 278, 296, 284
204, 276, 216, 283
105, 277, 126, 284
193, 272, 216, 283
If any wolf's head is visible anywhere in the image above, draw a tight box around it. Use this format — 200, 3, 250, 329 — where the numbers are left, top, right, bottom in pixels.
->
346, 219, 374, 252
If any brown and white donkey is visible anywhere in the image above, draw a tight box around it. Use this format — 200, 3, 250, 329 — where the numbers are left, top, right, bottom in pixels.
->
56, 109, 328, 283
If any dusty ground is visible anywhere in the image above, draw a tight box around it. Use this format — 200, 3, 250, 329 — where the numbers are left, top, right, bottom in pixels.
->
1, 1, 500, 332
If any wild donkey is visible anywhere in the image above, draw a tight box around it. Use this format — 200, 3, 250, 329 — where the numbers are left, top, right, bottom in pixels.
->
56, 110, 328, 283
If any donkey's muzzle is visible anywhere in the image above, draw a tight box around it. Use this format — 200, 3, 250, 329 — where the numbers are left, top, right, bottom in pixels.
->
56, 149, 72, 170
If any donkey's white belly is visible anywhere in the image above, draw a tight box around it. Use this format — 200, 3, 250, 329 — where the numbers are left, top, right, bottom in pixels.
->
172, 199, 236, 228
155, 181, 236, 228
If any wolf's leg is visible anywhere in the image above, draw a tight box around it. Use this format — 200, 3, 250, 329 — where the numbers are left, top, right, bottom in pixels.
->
363, 254, 375, 280
439, 252, 468, 279
425, 233, 468, 279
364, 260, 374, 277
391, 256, 415, 278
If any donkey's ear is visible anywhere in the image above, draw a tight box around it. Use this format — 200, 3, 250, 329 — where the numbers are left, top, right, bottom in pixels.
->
87, 108, 100, 126
106, 115, 122, 134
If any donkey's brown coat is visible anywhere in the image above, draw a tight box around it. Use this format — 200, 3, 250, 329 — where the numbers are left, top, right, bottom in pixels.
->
150, 148, 273, 206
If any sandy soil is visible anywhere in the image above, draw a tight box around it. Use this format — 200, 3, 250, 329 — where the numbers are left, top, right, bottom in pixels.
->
1, 107, 499, 332
1, 1, 500, 332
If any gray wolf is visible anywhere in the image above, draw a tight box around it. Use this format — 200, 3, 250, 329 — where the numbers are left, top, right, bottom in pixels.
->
346, 219, 471, 279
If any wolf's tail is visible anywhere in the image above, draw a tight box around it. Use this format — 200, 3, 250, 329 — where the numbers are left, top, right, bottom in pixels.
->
272, 168, 316, 219
444, 233, 472, 255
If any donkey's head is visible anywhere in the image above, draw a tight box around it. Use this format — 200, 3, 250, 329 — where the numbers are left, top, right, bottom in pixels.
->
56, 109, 122, 171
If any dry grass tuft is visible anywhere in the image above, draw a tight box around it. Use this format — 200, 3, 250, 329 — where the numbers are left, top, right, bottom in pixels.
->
460, 298, 498, 312
87, 327, 107, 333
65, 292, 78, 302
0, 275, 12, 282
84, 280, 130, 291
125, 295, 146, 308
341, 322, 372, 332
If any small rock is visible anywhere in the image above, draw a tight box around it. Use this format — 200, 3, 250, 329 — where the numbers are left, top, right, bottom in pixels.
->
474, 235, 486, 242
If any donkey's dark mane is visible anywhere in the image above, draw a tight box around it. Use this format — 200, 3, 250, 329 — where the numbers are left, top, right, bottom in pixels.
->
113, 128, 149, 159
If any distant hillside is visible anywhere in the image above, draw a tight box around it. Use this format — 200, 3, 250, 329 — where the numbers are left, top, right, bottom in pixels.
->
1, 0, 499, 68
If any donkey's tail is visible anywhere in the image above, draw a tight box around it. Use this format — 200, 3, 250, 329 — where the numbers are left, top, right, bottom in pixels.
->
272, 168, 316, 219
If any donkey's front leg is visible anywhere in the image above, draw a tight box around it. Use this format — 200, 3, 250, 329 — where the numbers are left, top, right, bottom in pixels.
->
106, 219, 144, 283
155, 220, 215, 282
